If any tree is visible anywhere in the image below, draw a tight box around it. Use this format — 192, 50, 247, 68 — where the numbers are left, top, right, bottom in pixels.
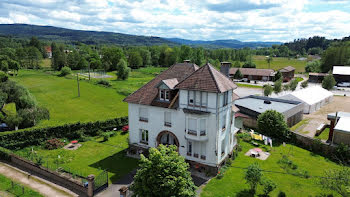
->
59, 66, 71, 77
116, 59, 130, 80
274, 71, 282, 82
289, 79, 298, 91
283, 84, 290, 91
51, 43, 66, 70
257, 110, 289, 139
318, 167, 350, 197
266, 56, 273, 69
273, 79, 282, 94
242, 61, 256, 68
101, 47, 125, 71
128, 51, 143, 69
5, 114, 22, 131
139, 48, 152, 66
234, 69, 243, 79
245, 163, 263, 193
29, 37, 41, 49
263, 85, 273, 97
179, 45, 192, 62
234, 61, 241, 68
66, 50, 81, 70
8, 60, 20, 76
322, 75, 336, 90
26, 46, 42, 69
131, 145, 196, 197
261, 178, 277, 196
89, 58, 102, 71
305, 60, 321, 73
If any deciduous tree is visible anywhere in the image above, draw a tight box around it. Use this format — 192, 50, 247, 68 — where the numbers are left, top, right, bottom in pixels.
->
257, 110, 289, 139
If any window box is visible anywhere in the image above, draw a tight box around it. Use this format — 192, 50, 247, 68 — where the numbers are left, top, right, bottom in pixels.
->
187, 130, 197, 136
201, 155, 206, 160
193, 153, 199, 158
139, 117, 148, 122
200, 130, 206, 136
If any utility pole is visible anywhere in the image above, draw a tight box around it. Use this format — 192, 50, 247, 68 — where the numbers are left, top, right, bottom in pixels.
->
77, 74, 80, 97
88, 63, 91, 81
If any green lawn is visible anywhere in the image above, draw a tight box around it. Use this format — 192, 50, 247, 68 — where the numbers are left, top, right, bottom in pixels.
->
15, 132, 138, 184
253, 56, 307, 73
10, 68, 160, 127
316, 128, 330, 141
236, 83, 262, 89
2, 103, 16, 116
0, 174, 42, 197
201, 141, 342, 197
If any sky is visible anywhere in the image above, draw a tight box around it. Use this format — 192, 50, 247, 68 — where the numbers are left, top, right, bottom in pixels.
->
0, 0, 349, 42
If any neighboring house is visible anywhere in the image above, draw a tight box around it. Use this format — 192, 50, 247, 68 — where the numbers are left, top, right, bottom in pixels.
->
279, 86, 333, 114
222, 66, 275, 81
327, 112, 350, 146
308, 73, 329, 83
44, 46, 52, 58
279, 66, 295, 82
333, 66, 350, 83
124, 62, 239, 173
234, 95, 304, 128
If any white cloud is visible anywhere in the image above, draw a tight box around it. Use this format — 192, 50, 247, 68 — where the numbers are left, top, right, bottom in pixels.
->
0, 0, 349, 42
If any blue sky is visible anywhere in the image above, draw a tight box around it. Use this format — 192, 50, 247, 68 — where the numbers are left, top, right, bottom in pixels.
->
0, 0, 349, 42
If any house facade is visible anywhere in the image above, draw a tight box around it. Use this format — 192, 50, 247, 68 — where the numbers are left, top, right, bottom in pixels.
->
124, 62, 239, 172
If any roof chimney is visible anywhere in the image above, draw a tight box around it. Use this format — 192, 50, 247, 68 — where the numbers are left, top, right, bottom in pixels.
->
184, 60, 191, 63
220, 62, 231, 77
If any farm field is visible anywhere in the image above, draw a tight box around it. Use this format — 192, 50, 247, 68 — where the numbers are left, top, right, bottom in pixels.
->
0, 174, 43, 197
15, 132, 138, 184
10, 67, 165, 127
252, 55, 307, 73
201, 141, 343, 197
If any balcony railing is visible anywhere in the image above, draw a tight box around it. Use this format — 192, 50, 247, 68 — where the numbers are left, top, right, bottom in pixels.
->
200, 130, 206, 136
164, 122, 172, 127
139, 117, 148, 122
187, 130, 197, 136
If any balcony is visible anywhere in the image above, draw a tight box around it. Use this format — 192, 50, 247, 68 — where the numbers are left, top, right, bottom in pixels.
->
185, 130, 208, 141
139, 117, 148, 122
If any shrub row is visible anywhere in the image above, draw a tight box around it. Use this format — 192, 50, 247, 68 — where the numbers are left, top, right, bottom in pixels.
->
0, 146, 12, 161
0, 117, 128, 150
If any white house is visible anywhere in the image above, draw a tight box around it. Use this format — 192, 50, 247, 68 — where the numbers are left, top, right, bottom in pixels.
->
124, 62, 239, 173
279, 86, 333, 114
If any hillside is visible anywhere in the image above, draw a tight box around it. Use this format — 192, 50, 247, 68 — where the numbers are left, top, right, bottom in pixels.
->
165, 37, 282, 49
0, 24, 174, 46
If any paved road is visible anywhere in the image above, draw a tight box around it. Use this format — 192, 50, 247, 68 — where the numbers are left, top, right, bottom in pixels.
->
0, 162, 77, 197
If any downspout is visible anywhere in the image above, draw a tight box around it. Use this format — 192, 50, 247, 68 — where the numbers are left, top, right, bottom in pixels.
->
216, 93, 219, 165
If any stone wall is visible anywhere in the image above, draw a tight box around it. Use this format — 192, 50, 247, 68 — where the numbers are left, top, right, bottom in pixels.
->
10, 154, 92, 197
291, 131, 335, 155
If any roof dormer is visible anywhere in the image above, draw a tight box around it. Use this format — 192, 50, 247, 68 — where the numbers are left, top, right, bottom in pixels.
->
156, 78, 179, 102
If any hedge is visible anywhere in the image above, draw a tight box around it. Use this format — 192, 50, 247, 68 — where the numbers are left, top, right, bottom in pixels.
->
0, 117, 128, 150
0, 146, 12, 161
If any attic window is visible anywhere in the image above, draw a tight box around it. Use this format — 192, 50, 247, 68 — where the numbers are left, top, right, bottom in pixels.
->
159, 89, 170, 101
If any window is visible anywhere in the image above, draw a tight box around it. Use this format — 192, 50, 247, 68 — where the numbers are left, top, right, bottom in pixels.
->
201, 143, 206, 160
140, 129, 148, 144
188, 91, 194, 105
139, 108, 148, 122
164, 112, 171, 127
222, 91, 229, 106
187, 141, 192, 156
188, 118, 197, 135
221, 140, 225, 156
193, 141, 199, 158
195, 91, 201, 106
159, 89, 170, 101
222, 114, 226, 130
200, 119, 206, 136
201, 92, 208, 107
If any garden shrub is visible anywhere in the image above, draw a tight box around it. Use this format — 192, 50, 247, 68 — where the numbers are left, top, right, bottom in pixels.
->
237, 132, 252, 142
44, 138, 64, 150
0, 116, 128, 150
261, 178, 277, 196
96, 79, 111, 87
0, 146, 12, 161
278, 191, 286, 197
59, 66, 72, 77
216, 165, 228, 179
0, 71, 8, 82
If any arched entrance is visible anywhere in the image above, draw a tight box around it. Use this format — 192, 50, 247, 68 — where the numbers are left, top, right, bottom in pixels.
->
156, 131, 179, 147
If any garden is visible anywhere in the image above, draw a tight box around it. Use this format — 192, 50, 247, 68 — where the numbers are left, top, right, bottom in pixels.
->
0, 174, 42, 197
201, 140, 343, 197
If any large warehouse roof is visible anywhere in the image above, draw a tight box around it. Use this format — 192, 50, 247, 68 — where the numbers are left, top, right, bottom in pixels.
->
333, 66, 350, 76
286, 86, 333, 105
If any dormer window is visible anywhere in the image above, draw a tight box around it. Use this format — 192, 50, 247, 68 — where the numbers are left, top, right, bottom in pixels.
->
159, 89, 170, 101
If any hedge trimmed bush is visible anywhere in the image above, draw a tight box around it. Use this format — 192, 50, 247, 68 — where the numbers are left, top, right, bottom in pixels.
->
0, 146, 12, 161
0, 116, 128, 150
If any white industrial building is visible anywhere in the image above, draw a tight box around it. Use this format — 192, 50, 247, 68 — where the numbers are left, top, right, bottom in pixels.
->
124, 62, 239, 173
279, 86, 333, 114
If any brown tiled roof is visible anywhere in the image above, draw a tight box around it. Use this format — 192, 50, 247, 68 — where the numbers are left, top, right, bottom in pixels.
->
280, 66, 295, 72
124, 63, 198, 105
229, 68, 274, 77
232, 92, 240, 112
175, 63, 237, 93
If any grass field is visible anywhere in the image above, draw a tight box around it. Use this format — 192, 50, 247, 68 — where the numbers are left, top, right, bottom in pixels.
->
201, 141, 342, 197
252, 56, 307, 73
0, 174, 42, 197
39, 59, 51, 68
15, 132, 138, 184
315, 128, 330, 141
236, 83, 262, 89
10, 68, 163, 127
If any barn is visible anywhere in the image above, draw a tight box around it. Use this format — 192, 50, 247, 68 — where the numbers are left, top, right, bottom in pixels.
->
279, 86, 333, 114
333, 66, 350, 83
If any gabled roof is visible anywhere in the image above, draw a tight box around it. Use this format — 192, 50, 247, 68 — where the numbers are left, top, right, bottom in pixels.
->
175, 63, 237, 93
229, 68, 274, 77
280, 66, 295, 72
282, 86, 333, 105
333, 66, 350, 75
124, 62, 198, 105
156, 78, 179, 90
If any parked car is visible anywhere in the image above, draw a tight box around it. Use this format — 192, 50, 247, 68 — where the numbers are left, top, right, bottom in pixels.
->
0, 123, 9, 132
337, 82, 350, 87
